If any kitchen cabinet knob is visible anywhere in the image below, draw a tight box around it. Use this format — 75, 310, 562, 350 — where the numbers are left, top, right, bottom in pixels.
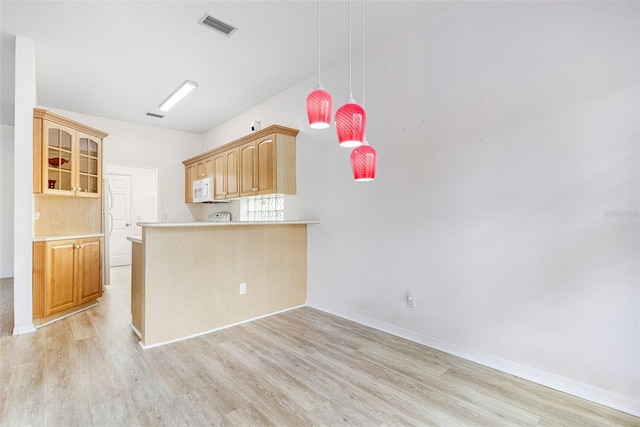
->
125, 223, 130, 227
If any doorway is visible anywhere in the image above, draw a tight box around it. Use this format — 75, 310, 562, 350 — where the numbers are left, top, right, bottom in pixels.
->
106, 175, 132, 267
105, 165, 158, 267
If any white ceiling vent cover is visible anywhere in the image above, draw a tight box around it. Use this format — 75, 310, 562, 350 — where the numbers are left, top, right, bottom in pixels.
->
198, 13, 237, 37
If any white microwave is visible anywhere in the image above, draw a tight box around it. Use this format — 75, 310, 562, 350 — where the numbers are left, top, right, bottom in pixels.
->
193, 177, 214, 203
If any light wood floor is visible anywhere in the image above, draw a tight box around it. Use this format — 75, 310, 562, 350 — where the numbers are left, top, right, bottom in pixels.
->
0, 277, 13, 342
0, 266, 637, 426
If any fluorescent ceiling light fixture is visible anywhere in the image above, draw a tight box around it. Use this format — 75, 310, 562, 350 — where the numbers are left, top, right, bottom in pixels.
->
159, 80, 198, 112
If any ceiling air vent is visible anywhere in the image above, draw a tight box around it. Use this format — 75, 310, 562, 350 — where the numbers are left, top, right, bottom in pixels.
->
198, 13, 237, 37
145, 112, 164, 119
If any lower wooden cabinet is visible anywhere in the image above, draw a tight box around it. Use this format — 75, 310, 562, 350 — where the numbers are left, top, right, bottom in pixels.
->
33, 237, 102, 319
76, 238, 102, 304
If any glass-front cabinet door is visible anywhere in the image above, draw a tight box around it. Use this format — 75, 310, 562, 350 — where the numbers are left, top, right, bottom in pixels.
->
34, 109, 107, 198
45, 122, 75, 194
42, 122, 102, 198
76, 132, 101, 197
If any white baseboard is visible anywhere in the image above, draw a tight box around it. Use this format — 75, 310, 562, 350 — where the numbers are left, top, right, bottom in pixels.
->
308, 301, 640, 417
33, 303, 99, 329
130, 323, 142, 339
139, 304, 307, 350
13, 323, 36, 335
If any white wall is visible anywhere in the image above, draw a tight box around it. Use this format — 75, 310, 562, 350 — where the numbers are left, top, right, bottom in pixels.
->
43, 108, 202, 222
202, 1, 639, 414
13, 36, 36, 334
0, 124, 14, 278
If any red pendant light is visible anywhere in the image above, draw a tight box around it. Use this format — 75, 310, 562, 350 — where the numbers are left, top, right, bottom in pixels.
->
306, 0, 333, 129
306, 85, 333, 129
336, 0, 365, 147
351, 139, 377, 181
336, 98, 366, 147
350, 0, 377, 181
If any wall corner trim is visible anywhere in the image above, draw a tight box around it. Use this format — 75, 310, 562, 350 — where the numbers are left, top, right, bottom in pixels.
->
308, 301, 640, 418
13, 323, 36, 335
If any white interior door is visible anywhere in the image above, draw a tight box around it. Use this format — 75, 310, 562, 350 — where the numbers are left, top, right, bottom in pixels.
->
108, 175, 132, 267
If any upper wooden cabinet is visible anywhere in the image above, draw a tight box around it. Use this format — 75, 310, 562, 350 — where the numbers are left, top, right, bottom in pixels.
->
196, 156, 214, 180
240, 134, 293, 196
33, 109, 108, 198
213, 148, 239, 200
183, 125, 298, 202
184, 163, 197, 203
239, 141, 256, 196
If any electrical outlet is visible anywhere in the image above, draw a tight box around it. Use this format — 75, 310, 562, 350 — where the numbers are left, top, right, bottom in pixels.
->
239, 282, 246, 295
406, 290, 415, 309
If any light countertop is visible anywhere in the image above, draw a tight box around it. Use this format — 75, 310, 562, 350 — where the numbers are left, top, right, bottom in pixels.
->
33, 233, 104, 242
137, 220, 320, 228
127, 236, 142, 244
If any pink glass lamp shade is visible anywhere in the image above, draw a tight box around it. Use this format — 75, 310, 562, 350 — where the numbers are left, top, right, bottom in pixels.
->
335, 98, 366, 147
306, 85, 333, 129
350, 141, 377, 181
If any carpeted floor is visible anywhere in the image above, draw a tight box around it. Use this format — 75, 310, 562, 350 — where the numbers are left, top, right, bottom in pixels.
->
0, 277, 13, 340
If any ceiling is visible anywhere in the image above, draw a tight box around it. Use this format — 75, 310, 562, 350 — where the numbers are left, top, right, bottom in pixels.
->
1, 1, 450, 134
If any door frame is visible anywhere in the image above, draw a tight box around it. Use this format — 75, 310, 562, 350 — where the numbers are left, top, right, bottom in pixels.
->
104, 164, 159, 264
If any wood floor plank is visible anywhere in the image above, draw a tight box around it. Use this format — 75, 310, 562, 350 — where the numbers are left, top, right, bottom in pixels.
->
0, 265, 637, 426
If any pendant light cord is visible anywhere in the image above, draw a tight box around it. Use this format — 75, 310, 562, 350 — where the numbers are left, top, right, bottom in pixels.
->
317, 0, 321, 84
361, 0, 365, 108
348, 0, 353, 99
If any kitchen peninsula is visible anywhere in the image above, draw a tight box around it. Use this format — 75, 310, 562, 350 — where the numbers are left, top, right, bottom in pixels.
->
129, 220, 318, 348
